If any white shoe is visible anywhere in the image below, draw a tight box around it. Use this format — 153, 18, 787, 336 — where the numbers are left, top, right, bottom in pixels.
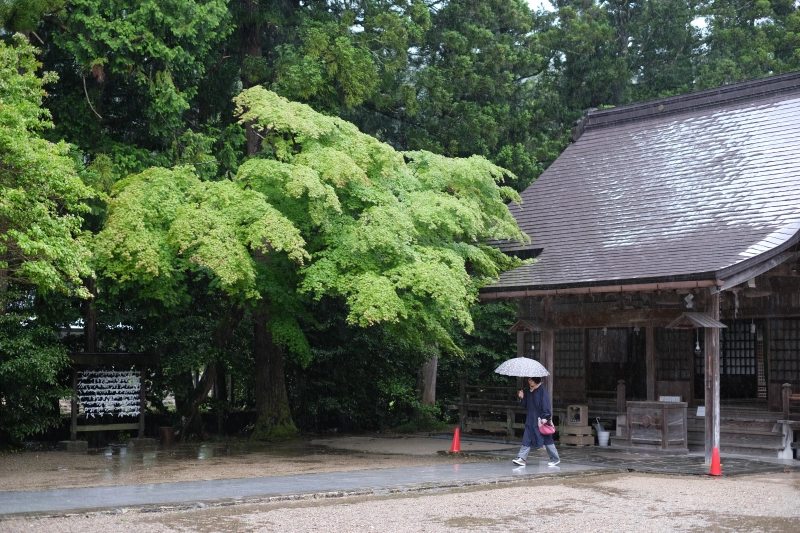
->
512, 458, 526, 466
548, 460, 560, 467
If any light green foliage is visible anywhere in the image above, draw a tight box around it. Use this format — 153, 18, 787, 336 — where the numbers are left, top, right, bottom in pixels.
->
233, 88, 527, 354
94, 166, 308, 304
0, 36, 93, 296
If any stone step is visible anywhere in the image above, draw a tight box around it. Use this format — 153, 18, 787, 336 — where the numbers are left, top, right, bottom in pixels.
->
687, 433, 783, 447
688, 441, 783, 458
686, 425, 781, 437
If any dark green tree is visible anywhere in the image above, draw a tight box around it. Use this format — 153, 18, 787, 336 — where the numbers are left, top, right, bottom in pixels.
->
696, 0, 800, 88
38, 0, 236, 179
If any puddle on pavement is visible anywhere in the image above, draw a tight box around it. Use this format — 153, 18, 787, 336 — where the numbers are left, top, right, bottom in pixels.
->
74, 440, 335, 478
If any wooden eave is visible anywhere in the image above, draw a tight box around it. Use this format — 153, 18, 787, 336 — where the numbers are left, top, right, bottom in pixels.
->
507, 319, 552, 333
69, 353, 160, 366
665, 312, 727, 330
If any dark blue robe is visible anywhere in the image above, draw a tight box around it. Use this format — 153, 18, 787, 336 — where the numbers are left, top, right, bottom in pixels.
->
519, 385, 554, 448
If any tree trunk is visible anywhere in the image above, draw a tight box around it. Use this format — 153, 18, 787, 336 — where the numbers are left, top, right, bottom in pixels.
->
176, 306, 243, 440
215, 365, 228, 434
251, 307, 297, 440
240, 0, 264, 156
178, 363, 216, 440
419, 353, 438, 406
83, 277, 97, 353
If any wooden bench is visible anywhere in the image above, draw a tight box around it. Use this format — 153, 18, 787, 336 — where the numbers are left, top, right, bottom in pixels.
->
790, 394, 800, 417
451, 382, 527, 437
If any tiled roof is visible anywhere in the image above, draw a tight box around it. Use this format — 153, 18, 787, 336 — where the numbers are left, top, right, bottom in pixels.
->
487, 71, 800, 293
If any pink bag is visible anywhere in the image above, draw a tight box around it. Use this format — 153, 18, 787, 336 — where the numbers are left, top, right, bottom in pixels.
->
539, 421, 556, 435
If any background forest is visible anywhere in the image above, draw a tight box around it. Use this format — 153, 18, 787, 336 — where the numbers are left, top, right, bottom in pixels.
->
1, 0, 799, 447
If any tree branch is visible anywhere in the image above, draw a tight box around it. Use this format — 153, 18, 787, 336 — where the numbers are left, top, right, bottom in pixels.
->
82, 76, 103, 119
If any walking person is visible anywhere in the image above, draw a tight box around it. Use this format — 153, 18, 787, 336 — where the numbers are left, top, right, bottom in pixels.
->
512, 376, 560, 467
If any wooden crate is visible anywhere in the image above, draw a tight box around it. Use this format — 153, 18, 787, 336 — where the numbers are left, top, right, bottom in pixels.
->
560, 434, 595, 446
561, 425, 593, 436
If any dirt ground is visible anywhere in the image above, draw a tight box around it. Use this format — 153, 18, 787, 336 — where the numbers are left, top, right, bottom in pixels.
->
0, 434, 504, 492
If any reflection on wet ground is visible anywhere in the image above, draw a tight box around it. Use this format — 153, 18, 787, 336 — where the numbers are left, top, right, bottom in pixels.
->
79, 440, 332, 472
475, 443, 796, 476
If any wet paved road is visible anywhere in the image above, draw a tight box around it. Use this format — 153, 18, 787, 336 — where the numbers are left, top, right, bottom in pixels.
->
0, 459, 605, 516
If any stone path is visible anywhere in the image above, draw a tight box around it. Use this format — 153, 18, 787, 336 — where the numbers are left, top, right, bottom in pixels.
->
0, 460, 607, 517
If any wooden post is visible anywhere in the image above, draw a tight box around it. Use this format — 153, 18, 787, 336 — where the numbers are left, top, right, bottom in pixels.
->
516, 330, 526, 391
646, 327, 655, 401
459, 377, 467, 432
541, 296, 555, 405
704, 291, 721, 465
138, 365, 146, 438
626, 404, 632, 447
541, 330, 555, 406
583, 328, 590, 401
783, 383, 793, 420
70, 366, 78, 442
616, 380, 626, 413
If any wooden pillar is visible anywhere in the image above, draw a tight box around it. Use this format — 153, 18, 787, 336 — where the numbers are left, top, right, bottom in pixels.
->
583, 328, 590, 401
517, 330, 525, 358
541, 296, 555, 405
138, 365, 146, 438
541, 330, 555, 405
459, 377, 467, 432
705, 291, 721, 465
646, 327, 656, 401
616, 380, 626, 413
783, 383, 793, 420
70, 366, 78, 442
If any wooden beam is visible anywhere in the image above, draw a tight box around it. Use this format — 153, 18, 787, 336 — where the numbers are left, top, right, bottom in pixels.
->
705, 291, 721, 465
549, 309, 687, 329
480, 279, 721, 300
76, 423, 139, 433
69, 353, 160, 366
646, 327, 655, 401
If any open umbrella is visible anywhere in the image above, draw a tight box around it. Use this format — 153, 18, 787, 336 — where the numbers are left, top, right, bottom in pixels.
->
494, 357, 550, 377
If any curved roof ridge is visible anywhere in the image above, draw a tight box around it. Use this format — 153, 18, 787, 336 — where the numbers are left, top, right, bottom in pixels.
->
573, 70, 800, 138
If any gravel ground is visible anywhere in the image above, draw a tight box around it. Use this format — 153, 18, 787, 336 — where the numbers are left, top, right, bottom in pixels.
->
1, 472, 798, 532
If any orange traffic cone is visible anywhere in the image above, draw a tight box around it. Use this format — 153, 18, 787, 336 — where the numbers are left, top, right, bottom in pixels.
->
449, 428, 461, 453
709, 447, 722, 476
